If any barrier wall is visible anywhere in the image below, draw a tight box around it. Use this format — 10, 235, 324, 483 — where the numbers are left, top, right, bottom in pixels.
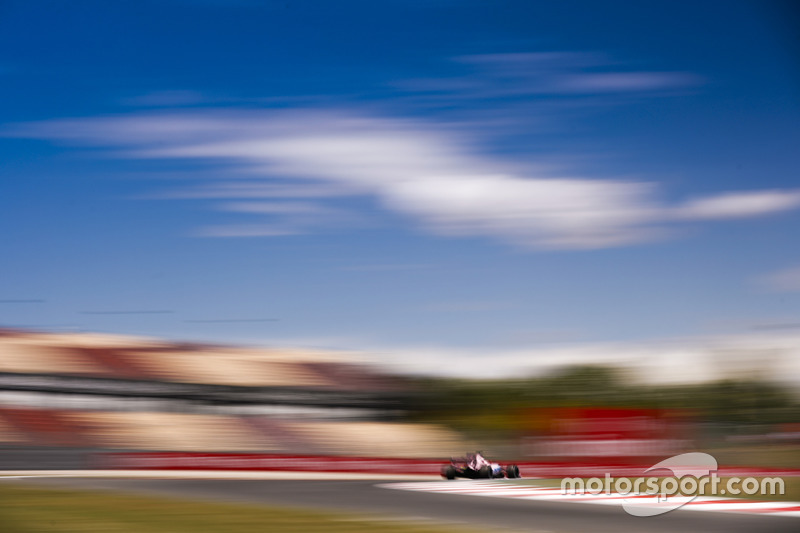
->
98, 452, 800, 477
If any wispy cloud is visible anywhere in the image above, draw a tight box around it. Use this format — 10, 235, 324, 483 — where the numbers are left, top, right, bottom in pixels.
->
394, 52, 702, 102
8, 108, 800, 250
221, 201, 335, 215
557, 72, 700, 93
674, 190, 800, 220
152, 182, 352, 200
207, 200, 363, 235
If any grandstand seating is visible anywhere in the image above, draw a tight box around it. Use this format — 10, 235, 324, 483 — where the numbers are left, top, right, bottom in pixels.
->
0, 407, 92, 447
123, 348, 333, 387
283, 421, 462, 457
0, 328, 465, 457
0, 330, 369, 388
63, 411, 272, 452
0, 337, 105, 375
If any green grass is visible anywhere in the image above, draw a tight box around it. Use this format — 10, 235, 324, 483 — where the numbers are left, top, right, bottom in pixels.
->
0, 483, 472, 533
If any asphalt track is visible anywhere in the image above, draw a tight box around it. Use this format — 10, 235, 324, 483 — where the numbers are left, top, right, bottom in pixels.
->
10, 475, 799, 533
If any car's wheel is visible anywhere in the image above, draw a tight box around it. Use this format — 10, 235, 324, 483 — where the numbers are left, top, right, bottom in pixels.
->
443, 465, 456, 480
479, 465, 492, 479
506, 465, 520, 479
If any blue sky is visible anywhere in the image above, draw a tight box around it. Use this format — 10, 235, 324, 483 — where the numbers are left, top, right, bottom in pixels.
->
1, 1, 799, 374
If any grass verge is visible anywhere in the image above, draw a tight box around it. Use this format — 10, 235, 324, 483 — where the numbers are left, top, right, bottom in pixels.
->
0, 483, 467, 533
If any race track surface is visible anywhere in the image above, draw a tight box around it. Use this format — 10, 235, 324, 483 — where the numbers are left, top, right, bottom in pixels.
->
10, 476, 800, 533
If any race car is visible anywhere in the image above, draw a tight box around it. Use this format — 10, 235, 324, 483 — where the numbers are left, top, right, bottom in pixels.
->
441, 451, 520, 479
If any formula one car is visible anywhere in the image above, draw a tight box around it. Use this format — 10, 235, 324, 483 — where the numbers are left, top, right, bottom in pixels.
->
441, 452, 520, 480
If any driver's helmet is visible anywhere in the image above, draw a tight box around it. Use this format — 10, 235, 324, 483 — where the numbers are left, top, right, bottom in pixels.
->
468, 451, 489, 469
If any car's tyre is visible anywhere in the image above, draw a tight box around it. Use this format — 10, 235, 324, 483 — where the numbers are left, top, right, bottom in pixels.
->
506, 465, 520, 479
478, 465, 492, 479
443, 465, 456, 480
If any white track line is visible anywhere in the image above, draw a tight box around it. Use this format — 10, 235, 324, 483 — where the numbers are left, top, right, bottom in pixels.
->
379, 481, 800, 518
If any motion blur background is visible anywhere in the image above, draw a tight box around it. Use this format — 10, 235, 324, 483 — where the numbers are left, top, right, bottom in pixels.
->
1, 0, 799, 470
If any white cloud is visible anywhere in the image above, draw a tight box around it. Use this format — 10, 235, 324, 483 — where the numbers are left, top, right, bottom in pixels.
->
675, 190, 800, 220
9, 109, 800, 249
557, 72, 700, 93
221, 201, 333, 215
381, 174, 663, 248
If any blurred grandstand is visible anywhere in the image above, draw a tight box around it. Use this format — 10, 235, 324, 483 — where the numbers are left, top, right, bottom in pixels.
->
0, 328, 463, 468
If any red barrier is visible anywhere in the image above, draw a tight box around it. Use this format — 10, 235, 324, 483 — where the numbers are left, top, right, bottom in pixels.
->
96, 452, 800, 477
97, 452, 443, 475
